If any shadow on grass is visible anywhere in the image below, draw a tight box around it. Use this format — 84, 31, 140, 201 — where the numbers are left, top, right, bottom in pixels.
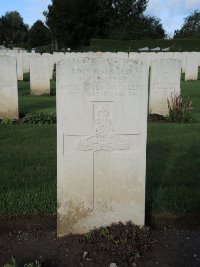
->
19, 96, 56, 115
146, 123, 200, 222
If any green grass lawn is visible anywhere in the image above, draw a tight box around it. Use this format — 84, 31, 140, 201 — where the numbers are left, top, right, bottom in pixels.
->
146, 123, 200, 215
0, 124, 56, 215
18, 73, 56, 116
182, 80, 200, 121
0, 74, 199, 217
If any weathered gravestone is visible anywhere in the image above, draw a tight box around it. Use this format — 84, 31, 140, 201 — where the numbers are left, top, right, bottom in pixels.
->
162, 47, 170, 52
8, 51, 23, 80
22, 53, 31, 74
16, 54, 23, 81
57, 56, 148, 236
42, 53, 54, 80
13, 54, 23, 81
30, 56, 50, 95
149, 59, 182, 116
150, 47, 160, 52
139, 47, 149, 52
185, 52, 199, 81
0, 55, 19, 119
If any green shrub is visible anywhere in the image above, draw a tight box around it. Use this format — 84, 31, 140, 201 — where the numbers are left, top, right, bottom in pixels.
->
23, 112, 56, 124
167, 92, 194, 122
80, 221, 149, 265
1, 118, 15, 125
24, 261, 41, 267
4, 257, 41, 267
4, 257, 17, 267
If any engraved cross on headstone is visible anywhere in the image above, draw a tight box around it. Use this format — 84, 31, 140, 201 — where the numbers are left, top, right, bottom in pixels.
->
64, 101, 137, 212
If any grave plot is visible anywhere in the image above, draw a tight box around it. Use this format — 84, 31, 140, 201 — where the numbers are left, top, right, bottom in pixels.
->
57, 56, 148, 235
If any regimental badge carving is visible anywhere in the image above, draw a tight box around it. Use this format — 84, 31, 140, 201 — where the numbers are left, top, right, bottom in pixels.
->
78, 110, 130, 152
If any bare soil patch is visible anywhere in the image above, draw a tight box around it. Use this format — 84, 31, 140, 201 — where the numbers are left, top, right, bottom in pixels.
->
0, 215, 200, 267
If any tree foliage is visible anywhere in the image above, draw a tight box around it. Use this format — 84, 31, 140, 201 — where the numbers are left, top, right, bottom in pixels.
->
174, 10, 200, 38
28, 20, 51, 47
44, 0, 108, 47
0, 11, 28, 46
44, 0, 165, 48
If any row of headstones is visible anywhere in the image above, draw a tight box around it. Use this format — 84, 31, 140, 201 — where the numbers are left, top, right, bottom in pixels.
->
0, 54, 197, 236
1, 50, 200, 82
0, 52, 196, 120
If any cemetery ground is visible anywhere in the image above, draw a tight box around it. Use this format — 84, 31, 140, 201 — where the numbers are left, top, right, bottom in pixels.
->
0, 74, 200, 266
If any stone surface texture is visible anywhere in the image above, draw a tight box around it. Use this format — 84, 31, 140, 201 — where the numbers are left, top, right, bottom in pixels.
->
30, 56, 50, 95
0, 55, 19, 119
57, 56, 148, 236
185, 52, 199, 81
149, 59, 182, 116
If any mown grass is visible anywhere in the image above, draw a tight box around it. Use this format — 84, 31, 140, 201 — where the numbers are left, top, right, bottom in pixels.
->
0, 124, 56, 215
18, 72, 56, 116
0, 73, 199, 216
0, 122, 199, 216
146, 123, 200, 214
182, 80, 200, 121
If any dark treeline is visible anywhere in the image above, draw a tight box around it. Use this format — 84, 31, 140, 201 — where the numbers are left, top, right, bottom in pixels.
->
1, 1, 200, 50
44, 0, 165, 48
0, 11, 51, 49
0, 0, 165, 49
174, 10, 200, 39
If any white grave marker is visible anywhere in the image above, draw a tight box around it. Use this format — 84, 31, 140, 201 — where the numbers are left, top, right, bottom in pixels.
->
149, 59, 182, 116
22, 53, 31, 73
57, 56, 148, 236
185, 52, 199, 81
15, 54, 23, 81
0, 55, 19, 119
30, 56, 50, 95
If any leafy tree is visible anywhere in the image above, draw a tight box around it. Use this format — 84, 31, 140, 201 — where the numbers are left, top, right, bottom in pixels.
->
109, 14, 165, 40
28, 20, 51, 47
44, 0, 100, 47
109, 0, 148, 39
0, 11, 28, 46
174, 10, 200, 38
44, 0, 147, 46
106, 0, 165, 40
44, 0, 157, 48
140, 16, 165, 39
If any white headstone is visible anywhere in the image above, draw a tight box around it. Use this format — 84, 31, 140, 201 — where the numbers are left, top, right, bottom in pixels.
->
15, 54, 23, 81
149, 59, 182, 116
139, 52, 152, 68
116, 52, 129, 58
0, 55, 19, 119
185, 52, 199, 81
53, 52, 65, 64
139, 47, 149, 52
150, 47, 160, 52
22, 53, 31, 74
57, 56, 148, 236
42, 53, 54, 80
162, 47, 170, 52
129, 52, 140, 61
156, 52, 173, 61
181, 52, 187, 73
30, 56, 50, 95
